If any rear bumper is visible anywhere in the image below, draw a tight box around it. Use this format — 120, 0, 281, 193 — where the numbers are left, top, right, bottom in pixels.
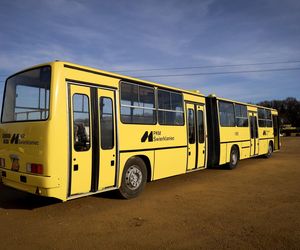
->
0, 167, 60, 197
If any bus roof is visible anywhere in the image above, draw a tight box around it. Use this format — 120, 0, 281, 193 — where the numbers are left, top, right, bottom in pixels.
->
11, 61, 205, 98
7, 61, 278, 113
211, 95, 277, 111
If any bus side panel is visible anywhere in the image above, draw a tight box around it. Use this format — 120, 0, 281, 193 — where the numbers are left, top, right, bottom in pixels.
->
219, 127, 250, 145
260, 139, 274, 155
219, 127, 250, 164
231, 142, 250, 160
258, 123, 274, 155
258, 139, 268, 155
225, 142, 250, 163
118, 151, 154, 187
153, 148, 187, 180
241, 141, 251, 159
118, 125, 187, 153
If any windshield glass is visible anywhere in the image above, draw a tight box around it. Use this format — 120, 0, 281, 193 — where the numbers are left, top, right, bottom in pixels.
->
1, 66, 51, 122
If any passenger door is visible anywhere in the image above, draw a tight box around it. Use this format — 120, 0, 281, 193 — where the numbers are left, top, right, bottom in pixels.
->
69, 83, 117, 196
186, 103, 196, 170
249, 112, 259, 156
186, 103, 206, 170
98, 88, 117, 190
69, 84, 93, 195
196, 105, 206, 168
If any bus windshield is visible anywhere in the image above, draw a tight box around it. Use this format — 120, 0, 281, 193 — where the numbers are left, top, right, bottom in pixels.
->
1, 66, 51, 122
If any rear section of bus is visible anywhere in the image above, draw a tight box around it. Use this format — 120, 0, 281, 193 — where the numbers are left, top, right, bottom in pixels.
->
0, 63, 67, 200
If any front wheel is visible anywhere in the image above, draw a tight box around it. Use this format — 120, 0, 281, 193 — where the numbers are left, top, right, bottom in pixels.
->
227, 146, 239, 170
119, 157, 147, 199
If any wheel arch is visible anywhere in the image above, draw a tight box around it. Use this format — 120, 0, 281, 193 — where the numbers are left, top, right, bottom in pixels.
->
136, 155, 152, 182
231, 144, 240, 160
225, 144, 240, 170
269, 140, 274, 151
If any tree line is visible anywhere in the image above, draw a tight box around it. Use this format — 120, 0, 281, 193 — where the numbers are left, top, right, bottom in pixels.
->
257, 97, 300, 127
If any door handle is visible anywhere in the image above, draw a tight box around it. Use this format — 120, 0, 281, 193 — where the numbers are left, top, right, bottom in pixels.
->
74, 164, 79, 171
188, 151, 191, 156
111, 160, 114, 166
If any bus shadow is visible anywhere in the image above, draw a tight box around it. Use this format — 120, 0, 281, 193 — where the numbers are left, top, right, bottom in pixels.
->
206, 165, 231, 170
0, 184, 60, 210
94, 190, 122, 200
206, 157, 264, 171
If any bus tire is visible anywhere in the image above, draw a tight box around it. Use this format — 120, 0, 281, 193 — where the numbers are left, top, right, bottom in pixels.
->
227, 146, 239, 170
265, 142, 273, 158
119, 157, 147, 199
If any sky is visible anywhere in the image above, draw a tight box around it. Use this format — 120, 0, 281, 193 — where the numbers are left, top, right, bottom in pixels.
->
1, 0, 300, 111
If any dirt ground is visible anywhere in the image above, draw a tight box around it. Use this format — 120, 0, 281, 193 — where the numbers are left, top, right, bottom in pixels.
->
0, 137, 300, 250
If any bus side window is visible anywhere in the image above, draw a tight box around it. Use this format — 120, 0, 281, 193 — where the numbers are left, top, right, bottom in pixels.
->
219, 101, 235, 127
158, 89, 184, 126
73, 94, 91, 151
198, 110, 205, 143
100, 97, 114, 150
235, 104, 248, 127
188, 109, 195, 144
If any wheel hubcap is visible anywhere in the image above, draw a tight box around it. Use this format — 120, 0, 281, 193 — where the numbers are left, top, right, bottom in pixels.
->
232, 151, 237, 165
125, 165, 142, 190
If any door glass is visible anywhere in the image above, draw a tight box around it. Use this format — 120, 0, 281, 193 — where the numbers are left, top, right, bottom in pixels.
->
188, 109, 195, 144
73, 94, 90, 151
250, 117, 255, 139
197, 110, 204, 143
254, 117, 258, 138
250, 116, 258, 139
100, 97, 114, 149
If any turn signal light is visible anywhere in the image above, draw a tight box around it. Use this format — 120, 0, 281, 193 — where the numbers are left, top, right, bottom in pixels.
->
0, 158, 5, 167
26, 163, 43, 174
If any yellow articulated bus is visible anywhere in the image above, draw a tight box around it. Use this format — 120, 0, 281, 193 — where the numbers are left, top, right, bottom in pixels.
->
205, 96, 280, 169
0, 61, 280, 201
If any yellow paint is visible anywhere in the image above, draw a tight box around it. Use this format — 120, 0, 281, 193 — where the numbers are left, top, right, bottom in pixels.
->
153, 148, 187, 179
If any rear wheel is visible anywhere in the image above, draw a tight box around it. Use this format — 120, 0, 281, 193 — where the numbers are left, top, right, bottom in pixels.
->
227, 146, 239, 170
265, 142, 273, 158
119, 157, 147, 199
